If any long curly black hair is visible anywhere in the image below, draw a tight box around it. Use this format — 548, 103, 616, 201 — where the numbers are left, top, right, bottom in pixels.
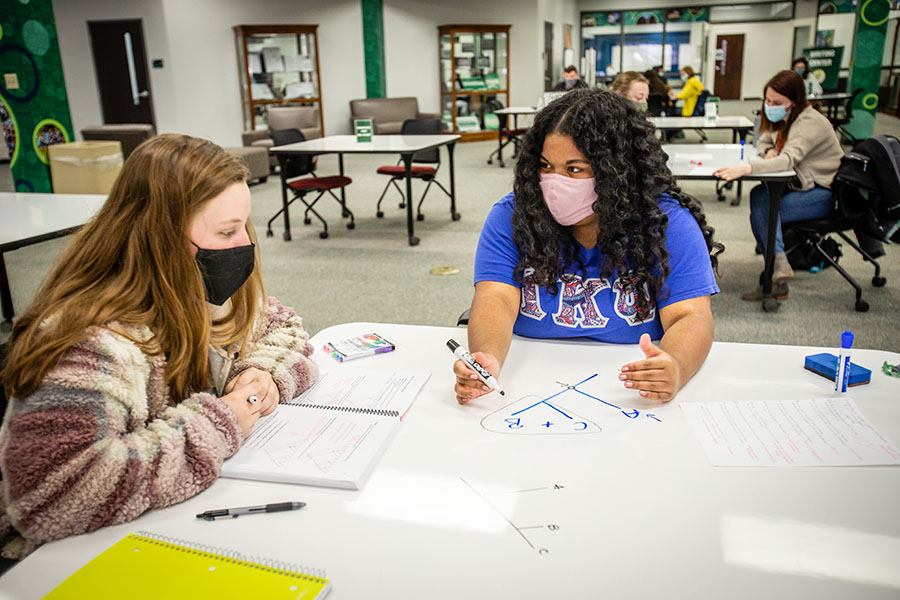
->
512, 88, 724, 322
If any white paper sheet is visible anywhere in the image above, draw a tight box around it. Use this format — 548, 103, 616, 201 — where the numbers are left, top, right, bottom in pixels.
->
247, 52, 262, 74
681, 397, 900, 467
261, 46, 283, 72
284, 81, 315, 99
221, 406, 399, 489
291, 368, 430, 420
250, 83, 274, 100
283, 53, 313, 72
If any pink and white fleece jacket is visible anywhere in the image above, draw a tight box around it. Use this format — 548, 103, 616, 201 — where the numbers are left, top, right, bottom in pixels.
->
0, 297, 318, 558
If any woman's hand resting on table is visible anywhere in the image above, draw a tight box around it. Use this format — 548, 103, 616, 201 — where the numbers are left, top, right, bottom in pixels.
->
618, 334, 683, 402
712, 162, 752, 182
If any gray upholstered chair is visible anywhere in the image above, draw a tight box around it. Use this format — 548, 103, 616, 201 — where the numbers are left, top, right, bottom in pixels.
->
242, 105, 322, 168
348, 97, 440, 135
80, 124, 156, 160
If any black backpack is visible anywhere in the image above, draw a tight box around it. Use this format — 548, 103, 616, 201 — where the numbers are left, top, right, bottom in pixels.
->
785, 229, 842, 271
833, 135, 900, 243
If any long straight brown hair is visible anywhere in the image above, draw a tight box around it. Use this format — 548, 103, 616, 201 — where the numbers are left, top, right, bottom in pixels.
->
758, 69, 809, 136
2, 134, 265, 400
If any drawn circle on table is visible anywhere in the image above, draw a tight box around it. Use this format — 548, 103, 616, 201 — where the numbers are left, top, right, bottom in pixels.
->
22, 20, 50, 56
862, 93, 879, 110
15, 178, 34, 193
0, 44, 40, 102
0, 95, 20, 167
860, 0, 890, 26
32, 118, 70, 164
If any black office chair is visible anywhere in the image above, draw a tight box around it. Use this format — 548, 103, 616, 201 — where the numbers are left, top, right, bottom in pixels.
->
782, 139, 899, 311
647, 93, 665, 117
267, 128, 353, 240
374, 119, 454, 222
830, 89, 863, 147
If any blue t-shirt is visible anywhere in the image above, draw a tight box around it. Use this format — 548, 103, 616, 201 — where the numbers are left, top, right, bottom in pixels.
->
474, 192, 719, 343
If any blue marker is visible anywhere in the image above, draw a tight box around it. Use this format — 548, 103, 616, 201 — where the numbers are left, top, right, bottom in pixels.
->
740, 139, 745, 161
834, 330, 854, 394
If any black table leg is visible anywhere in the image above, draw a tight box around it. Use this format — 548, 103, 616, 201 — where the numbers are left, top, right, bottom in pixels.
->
0, 254, 14, 332
761, 180, 787, 313
338, 153, 347, 216
278, 155, 292, 241
448, 142, 459, 221
402, 153, 419, 246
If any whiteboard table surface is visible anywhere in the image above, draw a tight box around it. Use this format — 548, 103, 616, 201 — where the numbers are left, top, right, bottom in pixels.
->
2, 323, 898, 599
650, 115, 754, 129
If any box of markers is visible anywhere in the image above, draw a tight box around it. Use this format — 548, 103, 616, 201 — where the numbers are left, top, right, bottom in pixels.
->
323, 333, 395, 362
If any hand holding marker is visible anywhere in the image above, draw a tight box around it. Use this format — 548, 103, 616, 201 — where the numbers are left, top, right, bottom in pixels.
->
447, 339, 505, 396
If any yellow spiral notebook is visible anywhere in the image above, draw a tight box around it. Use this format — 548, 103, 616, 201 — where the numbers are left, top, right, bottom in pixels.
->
43, 531, 331, 599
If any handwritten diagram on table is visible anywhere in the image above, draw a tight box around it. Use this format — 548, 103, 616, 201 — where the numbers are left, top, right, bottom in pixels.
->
481, 373, 661, 435
460, 478, 566, 556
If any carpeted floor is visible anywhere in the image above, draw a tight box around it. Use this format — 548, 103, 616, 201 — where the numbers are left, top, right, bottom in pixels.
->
2, 102, 898, 352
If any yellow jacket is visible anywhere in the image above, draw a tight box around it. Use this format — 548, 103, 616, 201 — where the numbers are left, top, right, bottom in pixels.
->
677, 76, 704, 116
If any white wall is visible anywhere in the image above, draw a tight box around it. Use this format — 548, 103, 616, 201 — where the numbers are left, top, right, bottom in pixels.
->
704, 21, 794, 99
53, 0, 365, 146
538, 0, 581, 86
383, 0, 542, 113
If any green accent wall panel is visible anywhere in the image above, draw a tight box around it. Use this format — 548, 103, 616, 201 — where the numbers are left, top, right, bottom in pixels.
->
361, 0, 386, 99
0, 0, 74, 192
846, 0, 890, 140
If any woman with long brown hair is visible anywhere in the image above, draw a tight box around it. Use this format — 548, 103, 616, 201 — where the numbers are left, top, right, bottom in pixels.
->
713, 70, 843, 301
0, 134, 318, 557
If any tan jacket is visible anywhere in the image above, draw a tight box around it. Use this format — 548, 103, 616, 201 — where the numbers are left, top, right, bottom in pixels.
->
752, 105, 843, 190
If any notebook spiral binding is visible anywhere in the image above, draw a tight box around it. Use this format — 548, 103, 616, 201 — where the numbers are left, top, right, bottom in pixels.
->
289, 403, 400, 418
133, 531, 327, 582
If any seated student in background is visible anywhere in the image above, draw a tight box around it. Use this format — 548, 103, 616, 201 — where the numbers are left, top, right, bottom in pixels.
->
0, 134, 319, 558
552, 65, 589, 91
669, 66, 703, 116
713, 70, 843, 301
610, 71, 650, 111
454, 89, 723, 405
644, 65, 673, 112
792, 57, 823, 97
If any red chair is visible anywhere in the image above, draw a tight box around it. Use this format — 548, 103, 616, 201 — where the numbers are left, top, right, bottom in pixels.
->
375, 118, 452, 222
267, 128, 353, 240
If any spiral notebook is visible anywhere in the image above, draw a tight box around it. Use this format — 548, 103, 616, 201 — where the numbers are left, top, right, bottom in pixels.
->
221, 369, 430, 489
43, 531, 330, 599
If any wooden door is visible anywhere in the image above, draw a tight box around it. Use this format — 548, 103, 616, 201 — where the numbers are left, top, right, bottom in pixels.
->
714, 34, 744, 100
544, 22, 554, 92
88, 20, 156, 126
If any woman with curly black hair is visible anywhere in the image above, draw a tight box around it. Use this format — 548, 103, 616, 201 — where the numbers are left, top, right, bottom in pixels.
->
454, 89, 723, 404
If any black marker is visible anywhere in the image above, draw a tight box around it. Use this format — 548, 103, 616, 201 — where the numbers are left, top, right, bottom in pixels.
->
196, 501, 305, 521
447, 339, 505, 396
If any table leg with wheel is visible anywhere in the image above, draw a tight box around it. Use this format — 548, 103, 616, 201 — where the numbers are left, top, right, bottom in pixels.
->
402, 153, 419, 246
278, 154, 292, 241
447, 142, 460, 222
761, 180, 786, 313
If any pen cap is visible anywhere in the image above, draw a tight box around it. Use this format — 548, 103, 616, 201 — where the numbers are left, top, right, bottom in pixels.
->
446, 339, 460, 352
840, 330, 854, 349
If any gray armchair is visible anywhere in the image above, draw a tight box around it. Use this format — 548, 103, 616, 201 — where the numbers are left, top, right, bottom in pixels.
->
348, 97, 440, 134
242, 105, 322, 168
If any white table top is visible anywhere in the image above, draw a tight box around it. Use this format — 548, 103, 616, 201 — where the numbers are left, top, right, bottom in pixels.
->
495, 106, 538, 115
664, 143, 795, 179
4, 323, 899, 599
0, 192, 106, 250
270, 134, 460, 155
810, 92, 852, 101
650, 115, 754, 129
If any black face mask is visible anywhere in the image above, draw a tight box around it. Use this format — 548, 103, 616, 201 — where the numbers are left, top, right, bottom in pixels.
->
192, 241, 256, 306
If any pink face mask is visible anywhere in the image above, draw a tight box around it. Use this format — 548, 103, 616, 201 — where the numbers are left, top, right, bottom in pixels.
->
539, 172, 598, 226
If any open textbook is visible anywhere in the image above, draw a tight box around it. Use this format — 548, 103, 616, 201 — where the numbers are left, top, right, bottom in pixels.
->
221, 369, 430, 489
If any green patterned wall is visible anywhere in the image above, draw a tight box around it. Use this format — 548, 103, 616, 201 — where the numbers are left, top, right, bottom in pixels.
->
361, 0, 386, 99
0, 0, 74, 193
846, 0, 890, 140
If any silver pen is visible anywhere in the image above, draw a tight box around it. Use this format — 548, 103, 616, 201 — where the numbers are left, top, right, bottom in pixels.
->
196, 501, 305, 521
